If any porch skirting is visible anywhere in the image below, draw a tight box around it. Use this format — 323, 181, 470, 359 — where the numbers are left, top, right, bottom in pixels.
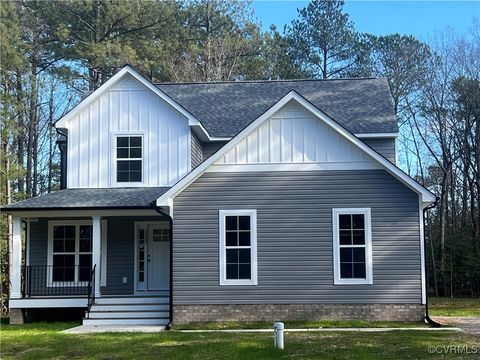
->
172, 303, 425, 324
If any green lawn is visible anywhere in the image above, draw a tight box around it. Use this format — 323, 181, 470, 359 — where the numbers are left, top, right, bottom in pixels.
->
429, 297, 480, 317
1, 321, 478, 360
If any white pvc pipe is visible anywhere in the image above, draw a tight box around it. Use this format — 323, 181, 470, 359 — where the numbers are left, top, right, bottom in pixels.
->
274, 322, 284, 349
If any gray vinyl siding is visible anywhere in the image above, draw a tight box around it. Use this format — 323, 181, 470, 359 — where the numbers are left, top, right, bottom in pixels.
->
191, 131, 203, 169
102, 217, 135, 295
172, 170, 421, 305
202, 141, 227, 159
29, 219, 49, 267
363, 138, 396, 163
28, 219, 50, 296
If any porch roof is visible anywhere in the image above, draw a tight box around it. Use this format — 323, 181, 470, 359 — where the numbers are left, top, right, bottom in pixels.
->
2, 187, 170, 211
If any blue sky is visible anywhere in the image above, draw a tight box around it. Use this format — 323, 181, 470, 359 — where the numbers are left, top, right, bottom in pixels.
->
251, 1, 479, 40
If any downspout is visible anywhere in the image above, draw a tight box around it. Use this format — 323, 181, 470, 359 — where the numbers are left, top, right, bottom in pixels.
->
423, 197, 441, 327
152, 202, 174, 330
56, 128, 68, 189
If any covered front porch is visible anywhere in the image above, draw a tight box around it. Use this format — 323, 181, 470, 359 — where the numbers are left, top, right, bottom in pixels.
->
4, 188, 172, 324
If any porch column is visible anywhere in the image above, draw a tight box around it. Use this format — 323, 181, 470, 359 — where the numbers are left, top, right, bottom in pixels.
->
92, 216, 101, 297
10, 217, 22, 299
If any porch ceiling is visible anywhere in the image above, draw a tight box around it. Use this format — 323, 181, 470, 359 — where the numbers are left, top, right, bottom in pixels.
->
2, 187, 170, 211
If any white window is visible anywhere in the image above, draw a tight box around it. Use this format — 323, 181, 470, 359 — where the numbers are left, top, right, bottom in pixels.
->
48, 220, 107, 286
332, 208, 373, 285
48, 221, 92, 285
219, 210, 258, 286
115, 135, 143, 183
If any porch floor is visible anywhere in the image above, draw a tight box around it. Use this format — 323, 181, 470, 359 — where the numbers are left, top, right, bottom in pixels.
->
11, 293, 169, 309
23, 291, 169, 299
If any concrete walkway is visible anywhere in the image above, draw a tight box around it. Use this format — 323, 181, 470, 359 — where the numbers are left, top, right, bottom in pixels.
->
63, 325, 465, 334
63, 325, 166, 333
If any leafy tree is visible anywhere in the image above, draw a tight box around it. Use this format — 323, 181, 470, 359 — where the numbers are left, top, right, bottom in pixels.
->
173, 0, 263, 81
255, 25, 309, 80
286, 0, 362, 79
366, 34, 432, 115
355, 34, 433, 188
451, 76, 480, 248
46, 0, 182, 88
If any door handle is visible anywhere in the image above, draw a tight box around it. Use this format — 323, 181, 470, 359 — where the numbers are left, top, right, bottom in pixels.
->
147, 254, 151, 262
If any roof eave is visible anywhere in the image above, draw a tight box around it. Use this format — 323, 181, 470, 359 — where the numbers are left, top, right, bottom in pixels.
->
2, 205, 154, 212
355, 133, 398, 139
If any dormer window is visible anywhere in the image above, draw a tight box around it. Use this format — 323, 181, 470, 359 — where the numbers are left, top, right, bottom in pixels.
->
116, 136, 142, 183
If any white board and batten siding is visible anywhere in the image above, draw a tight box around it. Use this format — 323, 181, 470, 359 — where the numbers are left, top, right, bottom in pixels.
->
66, 74, 191, 188
212, 102, 378, 170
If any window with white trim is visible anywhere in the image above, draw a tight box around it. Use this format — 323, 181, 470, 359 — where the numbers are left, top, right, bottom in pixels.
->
116, 136, 142, 182
48, 221, 107, 286
50, 223, 92, 284
219, 210, 257, 285
332, 208, 373, 285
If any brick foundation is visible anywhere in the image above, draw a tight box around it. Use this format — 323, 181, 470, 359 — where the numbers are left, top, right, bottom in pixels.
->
173, 304, 425, 324
9, 308, 24, 324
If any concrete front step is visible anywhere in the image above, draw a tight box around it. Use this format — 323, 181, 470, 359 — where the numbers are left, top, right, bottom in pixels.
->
83, 318, 169, 326
95, 296, 169, 305
84, 296, 170, 326
91, 304, 169, 312
88, 311, 169, 319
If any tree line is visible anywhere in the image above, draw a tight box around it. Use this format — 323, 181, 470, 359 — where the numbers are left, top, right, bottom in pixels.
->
1, 0, 478, 313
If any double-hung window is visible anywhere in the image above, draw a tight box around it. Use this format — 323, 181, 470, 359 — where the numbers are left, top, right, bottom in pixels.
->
116, 135, 142, 183
332, 208, 373, 285
219, 210, 258, 285
49, 222, 93, 285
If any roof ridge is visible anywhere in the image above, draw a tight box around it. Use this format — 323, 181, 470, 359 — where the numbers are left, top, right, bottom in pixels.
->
155, 77, 386, 86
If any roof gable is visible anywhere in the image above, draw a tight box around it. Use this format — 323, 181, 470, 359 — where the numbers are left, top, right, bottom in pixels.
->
215, 100, 376, 166
157, 91, 435, 207
55, 65, 200, 129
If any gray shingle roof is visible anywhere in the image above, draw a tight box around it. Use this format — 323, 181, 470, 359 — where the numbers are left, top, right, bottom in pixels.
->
157, 78, 397, 138
2, 187, 170, 210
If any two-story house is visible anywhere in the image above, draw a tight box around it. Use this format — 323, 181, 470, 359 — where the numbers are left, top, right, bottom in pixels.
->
4, 65, 436, 327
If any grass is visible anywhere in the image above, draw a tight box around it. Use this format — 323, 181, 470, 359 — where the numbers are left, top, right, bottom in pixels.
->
174, 320, 428, 330
429, 297, 480, 317
1, 321, 478, 360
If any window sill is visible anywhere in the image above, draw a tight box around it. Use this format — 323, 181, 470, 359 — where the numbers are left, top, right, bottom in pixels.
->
334, 279, 373, 285
111, 182, 145, 187
220, 279, 257, 286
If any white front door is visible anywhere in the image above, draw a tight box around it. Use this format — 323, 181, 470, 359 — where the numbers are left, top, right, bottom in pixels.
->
146, 224, 169, 290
